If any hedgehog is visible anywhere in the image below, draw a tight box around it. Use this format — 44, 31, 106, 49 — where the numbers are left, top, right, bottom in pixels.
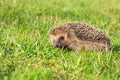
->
49, 22, 111, 51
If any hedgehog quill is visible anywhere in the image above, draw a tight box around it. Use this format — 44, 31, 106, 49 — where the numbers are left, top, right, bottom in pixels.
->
49, 22, 111, 51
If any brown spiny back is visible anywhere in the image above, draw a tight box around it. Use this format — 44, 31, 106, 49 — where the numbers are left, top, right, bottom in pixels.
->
61, 22, 111, 49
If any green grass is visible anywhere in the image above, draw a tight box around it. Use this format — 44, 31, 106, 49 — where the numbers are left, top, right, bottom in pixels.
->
0, 0, 120, 80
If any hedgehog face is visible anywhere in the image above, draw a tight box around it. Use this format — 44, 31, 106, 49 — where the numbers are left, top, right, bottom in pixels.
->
54, 36, 65, 48
49, 28, 70, 48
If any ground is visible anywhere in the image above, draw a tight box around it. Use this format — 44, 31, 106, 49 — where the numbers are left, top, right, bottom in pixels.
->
0, 0, 120, 80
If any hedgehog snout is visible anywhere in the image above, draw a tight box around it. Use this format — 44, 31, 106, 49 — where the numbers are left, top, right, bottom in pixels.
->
55, 43, 61, 48
54, 36, 65, 48
54, 40, 63, 48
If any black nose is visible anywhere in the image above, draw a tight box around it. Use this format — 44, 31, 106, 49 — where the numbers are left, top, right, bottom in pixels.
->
55, 44, 61, 48
56, 45, 59, 48
55, 44, 60, 48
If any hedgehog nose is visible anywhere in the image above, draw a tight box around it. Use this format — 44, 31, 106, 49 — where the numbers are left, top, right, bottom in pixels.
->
55, 45, 59, 48
55, 42, 62, 48
55, 44, 61, 48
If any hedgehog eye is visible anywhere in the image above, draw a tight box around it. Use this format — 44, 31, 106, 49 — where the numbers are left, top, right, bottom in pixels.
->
59, 36, 64, 40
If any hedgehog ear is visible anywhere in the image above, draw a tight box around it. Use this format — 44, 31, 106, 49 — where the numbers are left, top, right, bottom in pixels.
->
65, 29, 70, 35
65, 29, 68, 34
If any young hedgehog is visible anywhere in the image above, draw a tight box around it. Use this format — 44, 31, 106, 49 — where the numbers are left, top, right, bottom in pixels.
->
49, 22, 111, 51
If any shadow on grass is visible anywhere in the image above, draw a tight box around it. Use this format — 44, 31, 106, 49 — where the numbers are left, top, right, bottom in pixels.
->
112, 45, 120, 52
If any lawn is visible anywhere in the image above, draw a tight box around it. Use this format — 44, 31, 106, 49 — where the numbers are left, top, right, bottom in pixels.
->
0, 0, 120, 80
